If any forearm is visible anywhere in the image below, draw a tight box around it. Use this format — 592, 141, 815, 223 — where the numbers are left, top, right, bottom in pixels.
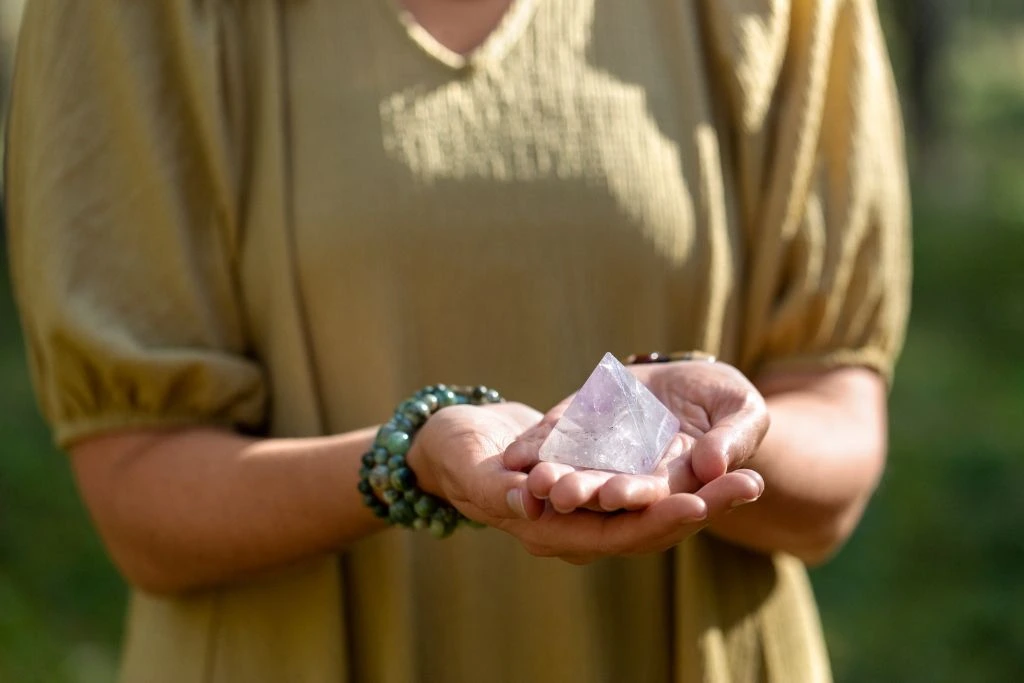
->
707, 368, 888, 564
71, 426, 385, 595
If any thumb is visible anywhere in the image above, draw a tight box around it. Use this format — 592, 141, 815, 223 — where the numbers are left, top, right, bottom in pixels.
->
690, 408, 769, 483
502, 426, 550, 471
504, 483, 545, 521
465, 457, 545, 522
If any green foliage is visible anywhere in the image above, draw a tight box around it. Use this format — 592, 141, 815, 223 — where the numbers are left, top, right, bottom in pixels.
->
812, 20, 1024, 683
0, 246, 124, 682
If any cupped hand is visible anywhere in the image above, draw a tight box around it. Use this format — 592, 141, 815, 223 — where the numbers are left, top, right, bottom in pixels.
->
406, 401, 550, 524
503, 359, 770, 514
494, 469, 763, 564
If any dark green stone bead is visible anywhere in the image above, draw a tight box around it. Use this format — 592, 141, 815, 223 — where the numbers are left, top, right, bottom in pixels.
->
390, 467, 417, 492
471, 385, 488, 401
412, 517, 429, 531
404, 490, 419, 503
383, 431, 410, 456
358, 466, 370, 480
401, 400, 431, 426
357, 479, 372, 495
420, 393, 439, 412
437, 506, 458, 527
429, 518, 453, 538
368, 465, 390, 492
386, 455, 405, 471
433, 383, 449, 393
389, 499, 416, 526
393, 415, 415, 432
361, 452, 375, 468
382, 488, 401, 505
374, 424, 396, 448
435, 389, 458, 408
413, 495, 439, 518
372, 448, 389, 465
362, 493, 379, 507
370, 502, 389, 519
483, 389, 501, 404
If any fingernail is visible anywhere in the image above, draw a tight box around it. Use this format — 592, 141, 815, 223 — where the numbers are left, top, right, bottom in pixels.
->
743, 471, 766, 496
507, 488, 528, 519
730, 495, 760, 509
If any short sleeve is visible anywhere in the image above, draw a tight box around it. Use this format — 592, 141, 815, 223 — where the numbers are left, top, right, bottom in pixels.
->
705, 0, 912, 382
6, 0, 266, 448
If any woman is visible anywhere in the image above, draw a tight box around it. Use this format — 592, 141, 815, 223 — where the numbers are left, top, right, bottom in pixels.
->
6, 0, 909, 681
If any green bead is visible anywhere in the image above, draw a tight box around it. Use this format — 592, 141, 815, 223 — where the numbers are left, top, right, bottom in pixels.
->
383, 431, 411, 456
390, 467, 417, 492
372, 448, 389, 465
362, 493, 379, 507
386, 455, 405, 471
361, 452, 375, 468
382, 489, 401, 505
374, 424, 396, 448
389, 499, 416, 526
429, 518, 451, 538
358, 466, 370, 480
368, 465, 390, 492
401, 400, 431, 426
435, 389, 458, 408
437, 506, 458, 527
471, 385, 488, 402
393, 415, 415, 432
404, 490, 419, 503
483, 389, 501, 404
370, 502, 389, 519
412, 517, 429, 531
413, 495, 439, 518
356, 479, 372, 495
420, 393, 439, 412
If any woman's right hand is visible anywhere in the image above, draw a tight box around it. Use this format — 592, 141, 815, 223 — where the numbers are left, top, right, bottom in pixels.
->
406, 402, 551, 523
408, 402, 763, 564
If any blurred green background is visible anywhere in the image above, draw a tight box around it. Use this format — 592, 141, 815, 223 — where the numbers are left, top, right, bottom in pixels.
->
1, 2, 1022, 682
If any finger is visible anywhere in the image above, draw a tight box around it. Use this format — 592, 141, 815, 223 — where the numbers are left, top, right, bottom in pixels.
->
504, 485, 546, 521
459, 457, 546, 522
509, 493, 709, 559
627, 470, 764, 552
548, 470, 617, 513
525, 461, 576, 499
694, 469, 764, 514
690, 403, 770, 484
502, 422, 556, 471
597, 474, 669, 511
596, 493, 709, 554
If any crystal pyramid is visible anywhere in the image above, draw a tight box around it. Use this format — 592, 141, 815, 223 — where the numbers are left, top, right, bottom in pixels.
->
539, 353, 680, 474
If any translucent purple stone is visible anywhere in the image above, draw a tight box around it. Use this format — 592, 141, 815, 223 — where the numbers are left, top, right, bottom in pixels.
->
539, 353, 680, 474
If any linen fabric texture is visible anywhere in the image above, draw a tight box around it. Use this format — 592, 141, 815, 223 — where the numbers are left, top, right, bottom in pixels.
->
7, 0, 910, 681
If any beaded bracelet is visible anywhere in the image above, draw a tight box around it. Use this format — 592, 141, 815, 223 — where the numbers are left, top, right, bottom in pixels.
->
357, 384, 504, 538
624, 350, 717, 365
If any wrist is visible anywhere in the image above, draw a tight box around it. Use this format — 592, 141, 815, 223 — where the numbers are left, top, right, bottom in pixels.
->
357, 385, 503, 537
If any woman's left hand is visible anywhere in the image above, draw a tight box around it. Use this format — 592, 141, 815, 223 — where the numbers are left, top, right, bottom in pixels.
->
504, 359, 770, 514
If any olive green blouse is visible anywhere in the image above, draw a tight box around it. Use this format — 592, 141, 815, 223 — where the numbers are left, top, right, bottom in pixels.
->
7, 0, 909, 681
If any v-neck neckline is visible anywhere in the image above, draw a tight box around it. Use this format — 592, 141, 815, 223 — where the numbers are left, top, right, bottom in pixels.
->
388, 0, 539, 71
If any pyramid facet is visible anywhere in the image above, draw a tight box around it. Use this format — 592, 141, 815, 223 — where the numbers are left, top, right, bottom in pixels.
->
538, 353, 680, 474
